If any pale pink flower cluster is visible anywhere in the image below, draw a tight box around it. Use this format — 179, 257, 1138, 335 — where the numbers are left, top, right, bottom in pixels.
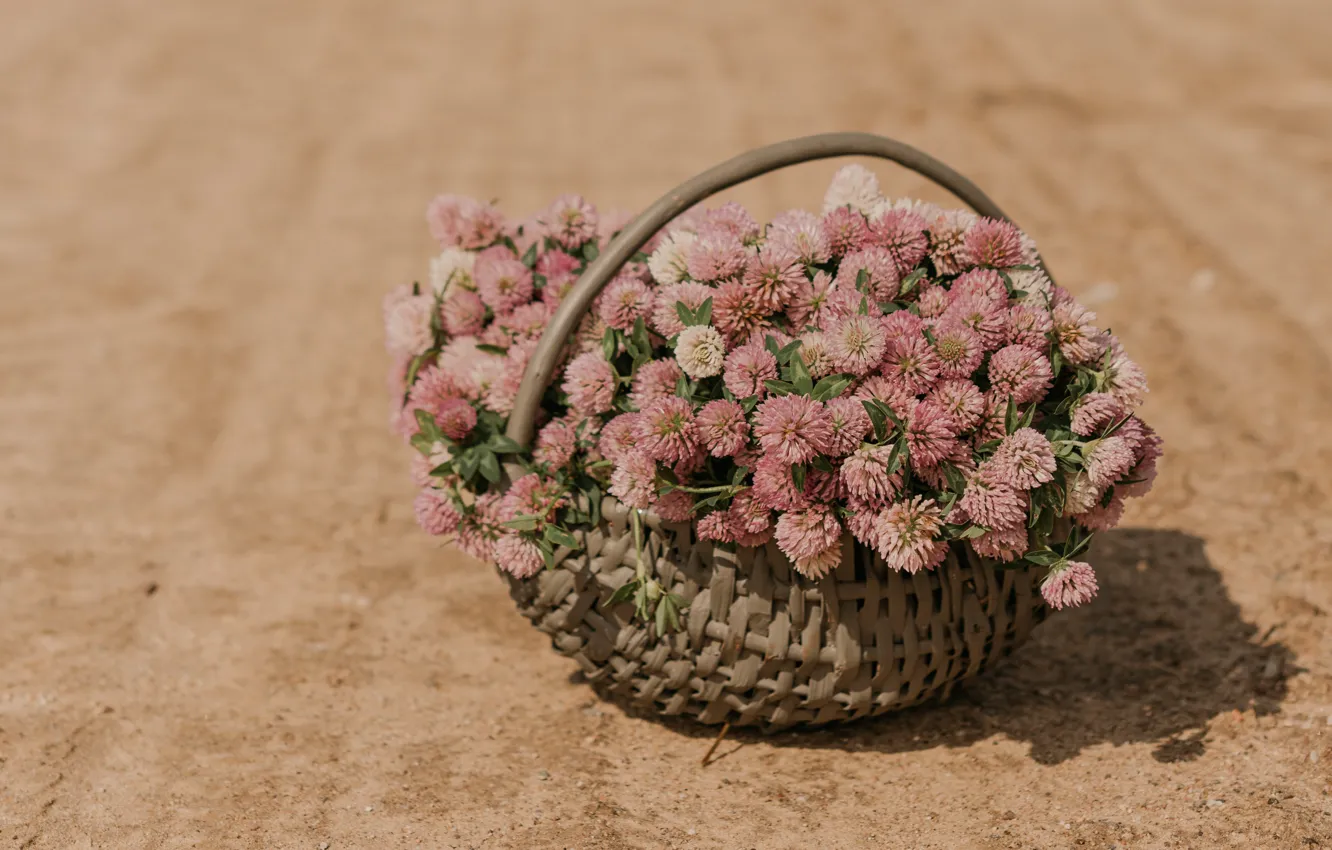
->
390, 168, 1161, 610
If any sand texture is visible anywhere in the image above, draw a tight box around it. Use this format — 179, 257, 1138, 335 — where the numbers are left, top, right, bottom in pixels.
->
2, 1, 1330, 847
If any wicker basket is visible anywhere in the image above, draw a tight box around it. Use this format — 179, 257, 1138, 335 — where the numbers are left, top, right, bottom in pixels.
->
499, 133, 1052, 730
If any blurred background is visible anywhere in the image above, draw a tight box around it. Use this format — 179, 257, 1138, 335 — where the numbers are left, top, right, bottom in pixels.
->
2, 2, 1329, 847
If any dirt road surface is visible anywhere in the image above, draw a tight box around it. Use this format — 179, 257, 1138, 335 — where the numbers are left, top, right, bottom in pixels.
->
2, 2, 1330, 847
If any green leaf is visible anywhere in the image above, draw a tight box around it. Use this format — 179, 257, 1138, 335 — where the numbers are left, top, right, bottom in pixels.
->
414, 408, 440, 439
606, 578, 639, 607
763, 379, 796, 396
1050, 348, 1064, 378
886, 436, 906, 477
976, 439, 1003, 454
810, 374, 853, 402
862, 399, 888, 442
855, 268, 870, 291
790, 463, 806, 492
623, 334, 641, 362
764, 335, 781, 359
675, 374, 690, 398
409, 433, 435, 455
520, 242, 538, 268
857, 294, 869, 315
582, 241, 600, 263
676, 301, 695, 327
1037, 506, 1056, 540
602, 328, 618, 362
544, 526, 579, 548
731, 465, 750, 484
958, 525, 988, 540
922, 325, 937, 347
692, 493, 731, 513
941, 463, 968, 493
740, 395, 759, 413
694, 297, 713, 326
478, 451, 501, 483
811, 456, 834, 473
487, 434, 523, 454
403, 350, 434, 392
1018, 404, 1037, 430
428, 461, 453, 478
456, 450, 480, 481
776, 339, 803, 365
1067, 530, 1094, 558
502, 515, 542, 531
1023, 550, 1061, 567
789, 353, 813, 395
898, 268, 927, 296
940, 491, 960, 516
659, 593, 684, 633
587, 485, 602, 527
635, 584, 651, 622
630, 318, 651, 367
1103, 414, 1132, 438
1004, 395, 1019, 435
1099, 485, 1116, 508
475, 343, 509, 356
875, 399, 902, 430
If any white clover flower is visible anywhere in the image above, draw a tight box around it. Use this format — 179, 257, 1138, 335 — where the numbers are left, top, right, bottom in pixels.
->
429, 247, 476, 295
868, 196, 942, 221
383, 290, 435, 357
648, 230, 696, 285
674, 325, 726, 379
822, 164, 881, 214
1008, 267, 1053, 301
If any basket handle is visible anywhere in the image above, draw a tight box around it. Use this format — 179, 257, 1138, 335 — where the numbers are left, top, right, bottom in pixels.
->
505, 131, 1034, 448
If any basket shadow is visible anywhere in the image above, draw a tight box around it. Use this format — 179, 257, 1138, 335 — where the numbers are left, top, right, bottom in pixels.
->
613, 528, 1293, 766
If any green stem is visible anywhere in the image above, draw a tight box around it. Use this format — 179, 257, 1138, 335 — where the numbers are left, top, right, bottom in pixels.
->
631, 508, 648, 583
658, 479, 746, 496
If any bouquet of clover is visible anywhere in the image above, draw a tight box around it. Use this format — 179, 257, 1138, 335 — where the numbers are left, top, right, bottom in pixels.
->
385, 137, 1160, 641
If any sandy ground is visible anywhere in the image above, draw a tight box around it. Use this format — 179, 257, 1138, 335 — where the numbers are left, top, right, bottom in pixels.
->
2, 1, 1331, 847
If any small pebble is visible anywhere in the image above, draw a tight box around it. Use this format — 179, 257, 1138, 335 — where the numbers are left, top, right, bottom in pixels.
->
1189, 269, 1215, 292
364, 805, 374, 812
1312, 751, 1320, 764
538, 769, 550, 780
319, 843, 330, 850
687, 828, 697, 836
1206, 799, 1225, 809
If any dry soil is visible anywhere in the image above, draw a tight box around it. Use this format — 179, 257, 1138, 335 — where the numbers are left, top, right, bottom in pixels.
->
2, 2, 1331, 848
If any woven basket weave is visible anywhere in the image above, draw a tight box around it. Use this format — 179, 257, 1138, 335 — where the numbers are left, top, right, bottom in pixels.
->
499, 133, 1053, 730
503, 499, 1047, 729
